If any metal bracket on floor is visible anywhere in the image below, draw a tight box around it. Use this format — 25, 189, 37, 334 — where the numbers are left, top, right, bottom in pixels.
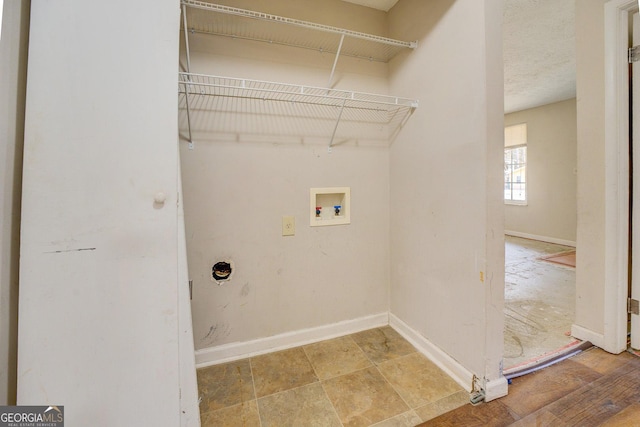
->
469, 374, 486, 406
470, 390, 485, 406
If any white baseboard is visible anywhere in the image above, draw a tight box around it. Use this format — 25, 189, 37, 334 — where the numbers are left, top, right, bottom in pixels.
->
195, 312, 389, 368
571, 324, 604, 349
196, 311, 507, 402
484, 377, 509, 402
505, 230, 576, 247
389, 313, 474, 393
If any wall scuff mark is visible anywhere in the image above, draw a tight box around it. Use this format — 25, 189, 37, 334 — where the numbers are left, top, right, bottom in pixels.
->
200, 322, 232, 347
45, 248, 96, 254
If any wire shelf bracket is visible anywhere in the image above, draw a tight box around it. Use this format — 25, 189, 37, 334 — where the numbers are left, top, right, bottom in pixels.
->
178, 73, 418, 149
178, 3, 419, 150
180, 0, 418, 88
180, 0, 417, 65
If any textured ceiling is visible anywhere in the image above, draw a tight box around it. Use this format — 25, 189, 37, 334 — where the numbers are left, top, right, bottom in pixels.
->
344, 0, 576, 114
503, 0, 576, 113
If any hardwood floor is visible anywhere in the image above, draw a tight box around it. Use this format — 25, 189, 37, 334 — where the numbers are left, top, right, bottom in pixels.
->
417, 347, 640, 427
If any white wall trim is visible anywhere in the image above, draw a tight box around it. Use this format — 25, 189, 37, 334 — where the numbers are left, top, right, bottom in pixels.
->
177, 159, 200, 427
389, 313, 474, 393
195, 313, 389, 368
571, 323, 605, 350
484, 377, 509, 402
603, 0, 635, 354
505, 230, 576, 248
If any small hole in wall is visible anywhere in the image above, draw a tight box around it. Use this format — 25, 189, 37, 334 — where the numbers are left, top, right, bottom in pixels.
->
212, 261, 233, 282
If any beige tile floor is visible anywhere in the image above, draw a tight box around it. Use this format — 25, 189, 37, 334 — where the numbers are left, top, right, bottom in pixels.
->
197, 326, 469, 426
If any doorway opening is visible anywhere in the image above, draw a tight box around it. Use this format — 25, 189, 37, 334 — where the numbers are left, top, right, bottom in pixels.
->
503, 236, 585, 376
502, 0, 582, 374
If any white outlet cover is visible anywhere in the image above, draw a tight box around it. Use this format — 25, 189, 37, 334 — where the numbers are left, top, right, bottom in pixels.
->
282, 215, 295, 236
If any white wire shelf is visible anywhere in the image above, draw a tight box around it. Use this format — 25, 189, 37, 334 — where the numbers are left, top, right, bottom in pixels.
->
178, 72, 418, 147
181, 0, 417, 63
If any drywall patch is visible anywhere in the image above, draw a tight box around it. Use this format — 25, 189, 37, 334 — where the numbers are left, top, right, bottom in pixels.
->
212, 260, 234, 284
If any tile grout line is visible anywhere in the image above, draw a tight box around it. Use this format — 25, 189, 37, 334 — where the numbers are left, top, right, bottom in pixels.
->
318, 380, 346, 427
376, 351, 472, 424
253, 380, 319, 400
307, 332, 404, 427
373, 353, 418, 423
351, 328, 436, 424
347, 334, 377, 366
304, 334, 374, 382
301, 344, 323, 383
201, 327, 465, 426
307, 337, 345, 427
414, 390, 473, 424
263, 344, 345, 425
250, 345, 322, 400
248, 358, 263, 427
351, 330, 421, 426
299, 342, 344, 425
324, 363, 378, 382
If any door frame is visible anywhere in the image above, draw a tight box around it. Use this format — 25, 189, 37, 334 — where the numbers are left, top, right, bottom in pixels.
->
602, 0, 636, 353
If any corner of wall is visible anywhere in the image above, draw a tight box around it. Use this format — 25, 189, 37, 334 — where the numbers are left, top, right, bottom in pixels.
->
483, 377, 508, 402
389, 313, 474, 393
0, 0, 30, 406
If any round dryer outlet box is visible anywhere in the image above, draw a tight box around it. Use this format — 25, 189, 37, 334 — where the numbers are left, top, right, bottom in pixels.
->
212, 260, 234, 284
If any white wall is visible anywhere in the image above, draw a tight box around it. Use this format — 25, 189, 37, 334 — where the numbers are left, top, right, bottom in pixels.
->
18, 1, 191, 425
504, 99, 577, 245
0, 0, 29, 406
177, 164, 201, 426
388, 0, 506, 389
181, 0, 392, 352
573, 0, 607, 339
207, 0, 389, 34
183, 0, 507, 398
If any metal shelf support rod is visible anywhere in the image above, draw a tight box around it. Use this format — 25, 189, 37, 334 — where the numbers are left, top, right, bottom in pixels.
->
181, 81, 194, 150
182, 4, 192, 74
328, 34, 345, 89
182, 4, 194, 149
329, 97, 347, 150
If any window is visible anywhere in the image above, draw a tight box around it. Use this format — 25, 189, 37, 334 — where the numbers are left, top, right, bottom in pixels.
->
504, 123, 527, 203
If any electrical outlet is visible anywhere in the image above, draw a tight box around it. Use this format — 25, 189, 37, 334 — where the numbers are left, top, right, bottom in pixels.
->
282, 216, 295, 236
